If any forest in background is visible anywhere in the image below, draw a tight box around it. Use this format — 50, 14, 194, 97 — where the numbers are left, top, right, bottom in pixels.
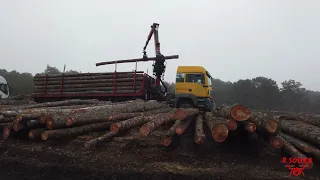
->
1, 65, 319, 113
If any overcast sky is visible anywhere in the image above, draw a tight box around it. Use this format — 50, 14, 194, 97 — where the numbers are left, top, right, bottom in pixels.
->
0, 0, 319, 90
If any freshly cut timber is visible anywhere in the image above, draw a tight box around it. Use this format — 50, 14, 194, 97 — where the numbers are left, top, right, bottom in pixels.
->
175, 116, 195, 135
277, 135, 313, 169
204, 112, 229, 142
41, 122, 114, 140
244, 122, 256, 133
28, 128, 47, 140
279, 120, 320, 145
225, 119, 238, 131
34, 71, 143, 78
13, 122, 26, 132
2, 124, 13, 140
84, 131, 118, 148
34, 81, 143, 90
110, 116, 147, 133
173, 108, 199, 121
161, 120, 184, 146
139, 111, 175, 136
34, 77, 143, 86
46, 114, 70, 129
22, 99, 101, 109
15, 114, 40, 122
0, 123, 13, 129
215, 104, 251, 121
280, 113, 320, 128
66, 100, 168, 126
2, 124, 28, 140
34, 73, 143, 81
279, 132, 320, 160
26, 120, 44, 129
269, 136, 284, 148
194, 115, 206, 144
34, 86, 141, 93
248, 112, 278, 134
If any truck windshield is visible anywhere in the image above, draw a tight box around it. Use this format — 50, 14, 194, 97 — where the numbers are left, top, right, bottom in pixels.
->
186, 73, 205, 84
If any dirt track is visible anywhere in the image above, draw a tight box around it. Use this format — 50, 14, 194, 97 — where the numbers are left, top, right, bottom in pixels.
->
0, 128, 319, 180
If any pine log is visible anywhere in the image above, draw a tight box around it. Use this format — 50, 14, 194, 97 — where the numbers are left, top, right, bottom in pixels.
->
28, 128, 47, 140
161, 120, 184, 146
175, 116, 195, 135
34, 73, 143, 82
139, 111, 176, 136
279, 120, 320, 145
248, 112, 279, 135
269, 135, 284, 148
32, 90, 142, 96
280, 114, 320, 128
26, 120, 44, 129
0, 116, 13, 123
0, 123, 13, 129
110, 116, 145, 133
204, 112, 229, 142
84, 131, 118, 148
279, 132, 320, 160
3, 124, 13, 140
3, 124, 28, 140
34, 71, 143, 78
23, 99, 101, 109
244, 122, 257, 132
214, 104, 251, 121
34, 77, 143, 86
13, 122, 26, 132
106, 108, 172, 122
173, 108, 199, 121
277, 135, 313, 169
66, 100, 168, 127
41, 122, 113, 140
194, 115, 206, 144
34, 81, 143, 90
34, 86, 141, 93
46, 114, 70, 129
225, 119, 238, 131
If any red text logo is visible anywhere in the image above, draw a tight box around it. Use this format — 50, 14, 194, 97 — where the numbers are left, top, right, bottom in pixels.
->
281, 157, 313, 176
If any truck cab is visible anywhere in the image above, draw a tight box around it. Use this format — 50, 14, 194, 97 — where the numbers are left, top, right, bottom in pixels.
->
173, 66, 215, 111
0, 76, 10, 99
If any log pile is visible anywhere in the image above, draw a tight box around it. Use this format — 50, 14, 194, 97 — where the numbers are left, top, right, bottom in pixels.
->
1, 100, 320, 162
32, 71, 146, 95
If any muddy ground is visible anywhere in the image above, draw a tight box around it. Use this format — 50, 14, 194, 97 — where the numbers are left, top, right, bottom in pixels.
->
0, 127, 319, 180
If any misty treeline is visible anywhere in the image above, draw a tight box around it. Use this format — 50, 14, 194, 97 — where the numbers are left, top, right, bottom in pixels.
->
1, 65, 320, 113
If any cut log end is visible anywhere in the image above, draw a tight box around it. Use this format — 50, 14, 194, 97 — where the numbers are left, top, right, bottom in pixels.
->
226, 119, 238, 130
269, 136, 283, 148
265, 119, 278, 133
212, 125, 229, 142
139, 125, 151, 137
41, 132, 48, 140
13, 123, 20, 132
3, 126, 11, 140
16, 115, 23, 122
231, 105, 251, 121
110, 123, 120, 133
175, 127, 184, 135
245, 122, 256, 132
28, 131, 35, 139
40, 115, 50, 124
174, 109, 187, 121
65, 117, 74, 126
46, 120, 54, 129
161, 136, 172, 147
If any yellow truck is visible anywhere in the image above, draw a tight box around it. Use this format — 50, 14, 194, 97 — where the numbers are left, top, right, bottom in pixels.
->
172, 66, 215, 111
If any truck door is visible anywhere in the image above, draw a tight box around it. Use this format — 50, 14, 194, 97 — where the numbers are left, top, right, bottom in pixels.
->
185, 73, 206, 97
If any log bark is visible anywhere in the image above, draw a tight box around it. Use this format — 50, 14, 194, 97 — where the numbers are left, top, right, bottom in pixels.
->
161, 120, 184, 146
26, 120, 45, 129
175, 116, 195, 135
34, 77, 143, 86
110, 116, 146, 133
34, 81, 143, 90
244, 122, 256, 132
269, 135, 284, 148
28, 128, 47, 140
248, 112, 279, 134
32, 90, 142, 96
279, 132, 320, 160
173, 108, 199, 121
2, 124, 13, 140
34, 86, 141, 93
15, 114, 40, 122
41, 122, 113, 140
0, 116, 13, 123
23, 99, 101, 109
84, 131, 118, 148
194, 115, 206, 144
139, 111, 175, 136
280, 114, 320, 128
0, 123, 13, 129
46, 114, 70, 129
277, 135, 313, 169
279, 120, 320, 145
66, 100, 168, 127
204, 112, 229, 142
13, 122, 27, 132
34, 71, 143, 78
214, 104, 251, 121
2, 124, 28, 140
225, 119, 238, 131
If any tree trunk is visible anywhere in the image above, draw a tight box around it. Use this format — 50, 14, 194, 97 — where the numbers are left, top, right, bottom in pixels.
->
279, 132, 320, 160
110, 116, 146, 133
269, 135, 284, 148
161, 120, 184, 146
175, 115, 196, 135
244, 122, 256, 132
2, 124, 13, 140
34, 86, 141, 93
279, 120, 320, 145
34, 71, 143, 78
225, 119, 238, 131
139, 111, 176, 136
23, 99, 101, 109
105, 108, 172, 122
280, 114, 320, 128
173, 108, 199, 121
214, 104, 251, 121
66, 100, 167, 127
41, 122, 113, 140
26, 120, 45, 129
2, 124, 28, 140
248, 112, 279, 135
28, 128, 47, 140
46, 114, 70, 129
277, 135, 313, 169
13, 122, 27, 132
204, 112, 229, 142
0, 116, 13, 123
34, 77, 143, 86
84, 131, 118, 148
194, 115, 206, 144
0, 123, 13, 131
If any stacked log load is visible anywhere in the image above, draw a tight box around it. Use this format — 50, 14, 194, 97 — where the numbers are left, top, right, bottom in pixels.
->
0, 99, 320, 165
32, 71, 147, 95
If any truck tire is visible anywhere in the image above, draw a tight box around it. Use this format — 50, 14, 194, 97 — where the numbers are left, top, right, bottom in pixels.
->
179, 103, 194, 108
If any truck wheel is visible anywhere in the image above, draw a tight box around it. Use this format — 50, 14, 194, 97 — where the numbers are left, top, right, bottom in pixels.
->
179, 103, 194, 108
